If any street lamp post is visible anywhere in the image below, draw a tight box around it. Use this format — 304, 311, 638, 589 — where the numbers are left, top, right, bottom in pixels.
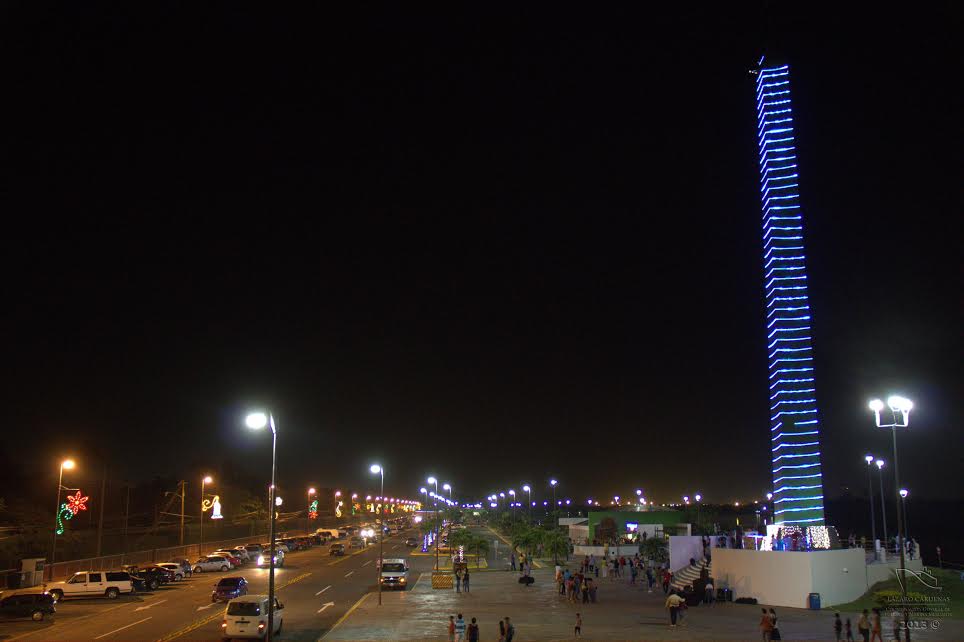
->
695, 494, 702, 533
246, 411, 278, 642
199, 475, 213, 555
870, 396, 913, 642
522, 485, 531, 520
307, 487, 316, 534
549, 479, 557, 521
899, 489, 909, 540
370, 465, 384, 605
50, 459, 75, 566
443, 483, 452, 502
875, 459, 888, 548
508, 490, 516, 517
865, 454, 877, 548
427, 476, 439, 570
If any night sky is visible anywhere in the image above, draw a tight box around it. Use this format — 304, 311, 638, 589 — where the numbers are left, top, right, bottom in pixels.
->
3, 5, 960, 507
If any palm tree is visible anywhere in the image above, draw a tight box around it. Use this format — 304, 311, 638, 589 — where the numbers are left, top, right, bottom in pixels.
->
541, 528, 569, 565
469, 535, 490, 568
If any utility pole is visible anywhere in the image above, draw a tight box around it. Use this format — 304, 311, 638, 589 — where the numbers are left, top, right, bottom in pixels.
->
95, 467, 107, 556
123, 484, 131, 553
179, 480, 186, 546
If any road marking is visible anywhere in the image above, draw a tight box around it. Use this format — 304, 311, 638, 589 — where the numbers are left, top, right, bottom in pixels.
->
412, 571, 425, 590
344, 570, 354, 578
196, 603, 217, 611
361, 560, 372, 567
8, 600, 132, 641
277, 571, 312, 589
134, 598, 167, 611
158, 610, 224, 642
94, 617, 152, 639
316, 585, 332, 596
317, 601, 335, 613
320, 592, 370, 640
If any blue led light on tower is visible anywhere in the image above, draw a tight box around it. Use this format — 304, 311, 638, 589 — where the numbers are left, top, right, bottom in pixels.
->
755, 60, 825, 526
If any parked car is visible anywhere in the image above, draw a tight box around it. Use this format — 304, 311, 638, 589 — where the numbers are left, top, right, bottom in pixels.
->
255, 549, 284, 568
124, 564, 175, 588
228, 547, 251, 562
349, 536, 364, 549
167, 558, 193, 578
212, 551, 242, 568
269, 541, 290, 553
211, 576, 248, 602
194, 555, 231, 573
46, 571, 134, 602
279, 538, 300, 551
329, 543, 345, 556
222, 595, 284, 640
0, 591, 56, 622
244, 544, 263, 557
404, 537, 419, 547
155, 563, 185, 581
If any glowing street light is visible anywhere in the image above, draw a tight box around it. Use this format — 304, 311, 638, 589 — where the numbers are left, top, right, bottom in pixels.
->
370, 464, 384, 605
875, 459, 888, 543
864, 454, 877, 546
51, 459, 77, 565
244, 410, 279, 642
522, 485, 531, 518
443, 483, 452, 500
549, 478, 558, 510
199, 475, 214, 553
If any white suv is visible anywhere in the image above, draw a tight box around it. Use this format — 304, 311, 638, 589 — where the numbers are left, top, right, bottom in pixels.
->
46, 571, 134, 602
222, 594, 284, 639
194, 555, 231, 573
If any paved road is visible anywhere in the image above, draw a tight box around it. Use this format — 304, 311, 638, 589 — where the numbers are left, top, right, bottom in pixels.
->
3, 530, 433, 642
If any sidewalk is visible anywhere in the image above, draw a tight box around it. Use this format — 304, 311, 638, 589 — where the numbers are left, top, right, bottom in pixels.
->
324, 565, 964, 641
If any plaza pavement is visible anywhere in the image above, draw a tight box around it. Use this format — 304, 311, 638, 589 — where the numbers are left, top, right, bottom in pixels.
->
324, 565, 964, 641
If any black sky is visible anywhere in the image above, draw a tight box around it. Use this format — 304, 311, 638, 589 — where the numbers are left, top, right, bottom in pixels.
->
2, 4, 961, 507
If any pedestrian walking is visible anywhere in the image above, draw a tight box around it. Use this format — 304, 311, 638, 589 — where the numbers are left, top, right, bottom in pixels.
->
646, 567, 655, 592
463, 569, 470, 593
448, 615, 456, 642
834, 612, 843, 641
467, 617, 479, 642
574, 612, 582, 637
665, 591, 684, 627
857, 610, 871, 642
589, 554, 595, 572
760, 608, 773, 642
662, 569, 671, 593
455, 614, 466, 642
505, 616, 515, 642
705, 579, 715, 604
498, 618, 506, 642
871, 608, 883, 642
455, 569, 462, 593
769, 608, 781, 640
588, 579, 597, 603
510, 553, 516, 571
581, 576, 589, 603
845, 617, 855, 642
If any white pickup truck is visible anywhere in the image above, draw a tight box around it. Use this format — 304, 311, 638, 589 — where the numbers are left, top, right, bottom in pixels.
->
46, 571, 135, 602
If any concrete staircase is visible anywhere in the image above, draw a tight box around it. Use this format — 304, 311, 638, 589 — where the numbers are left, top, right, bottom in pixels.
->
670, 557, 711, 591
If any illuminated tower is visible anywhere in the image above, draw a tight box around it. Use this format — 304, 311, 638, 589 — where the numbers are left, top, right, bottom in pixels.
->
755, 59, 825, 526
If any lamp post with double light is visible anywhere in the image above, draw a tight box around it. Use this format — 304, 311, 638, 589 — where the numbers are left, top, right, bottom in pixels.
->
870, 395, 913, 642
245, 411, 279, 642
427, 476, 439, 570
50, 459, 76, 566
370, 465, 384, 605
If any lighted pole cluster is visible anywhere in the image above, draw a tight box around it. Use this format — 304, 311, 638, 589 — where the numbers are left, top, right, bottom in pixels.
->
869, 395, 913, 640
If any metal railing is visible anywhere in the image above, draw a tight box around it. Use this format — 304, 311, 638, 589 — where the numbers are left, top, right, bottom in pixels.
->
42, 533, 284, 582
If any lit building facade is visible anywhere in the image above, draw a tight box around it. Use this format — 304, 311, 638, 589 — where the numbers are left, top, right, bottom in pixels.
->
755, 60, 825, 526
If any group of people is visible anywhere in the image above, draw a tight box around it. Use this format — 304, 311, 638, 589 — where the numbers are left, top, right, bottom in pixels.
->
556, 566, 598, 603
832, 608, 901, 642
453, 567, 471, 593
847, 533, 919, 561
509, 552, 532, 577
758, 607, 783, 640
447, 614, 514, 642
